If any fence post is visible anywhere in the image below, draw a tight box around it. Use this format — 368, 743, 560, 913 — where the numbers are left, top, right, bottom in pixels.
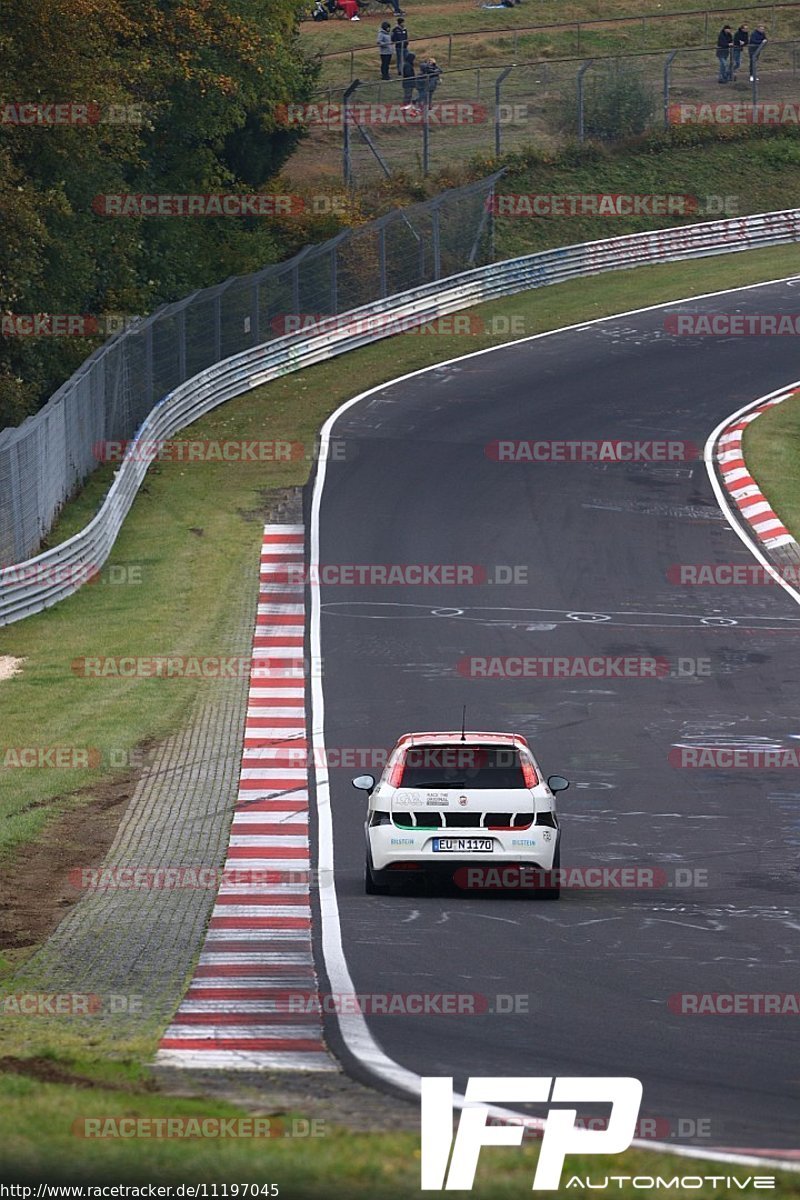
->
251, 283, 260, 345
752, 42, 764, 98
704, 10, 709, 38
576, 23, 581, 53
331, 245, 339, 315
350, 49, 355, 80
577, 59, 593, 143
448, 34, 452, 65
291, 261, 300, 316
476, 67, 481, 98
663, 49, 679, 129
342, 79, 360, 186
144, 322, 153, 407
177, 308, 187, 381
432, 205, 441, 279
495, 65, 513, 158
423, 99, 430, 176
213, 294, 222, 361
378, 224, 388, 297
9, 441, 23, 561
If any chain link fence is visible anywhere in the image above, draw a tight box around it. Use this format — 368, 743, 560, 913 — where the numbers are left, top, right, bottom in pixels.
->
295, 39, 799, 183
311, 1, 798, 82
0, 173, 502, 566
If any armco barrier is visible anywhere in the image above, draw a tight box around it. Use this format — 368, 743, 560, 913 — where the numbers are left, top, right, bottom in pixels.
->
2, 209, 800, 625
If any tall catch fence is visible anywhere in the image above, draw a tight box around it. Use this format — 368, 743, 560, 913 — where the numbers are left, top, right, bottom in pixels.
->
0, 173, 501, 567
300, 39, 796, 183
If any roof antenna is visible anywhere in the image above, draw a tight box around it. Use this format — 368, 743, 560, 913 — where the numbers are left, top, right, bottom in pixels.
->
460, 705, 467, 742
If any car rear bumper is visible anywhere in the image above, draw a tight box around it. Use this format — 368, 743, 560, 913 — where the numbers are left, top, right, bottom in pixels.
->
367, 823, 559, 874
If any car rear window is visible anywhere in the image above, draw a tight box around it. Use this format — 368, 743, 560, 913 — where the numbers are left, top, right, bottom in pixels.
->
397, 744, 527, 789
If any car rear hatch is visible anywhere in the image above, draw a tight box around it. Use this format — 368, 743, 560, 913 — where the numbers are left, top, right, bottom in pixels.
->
389, 742, 536, 829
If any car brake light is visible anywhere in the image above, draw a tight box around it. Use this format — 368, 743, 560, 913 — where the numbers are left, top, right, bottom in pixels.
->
521, 757, 538, 788
387, 757, 405, 787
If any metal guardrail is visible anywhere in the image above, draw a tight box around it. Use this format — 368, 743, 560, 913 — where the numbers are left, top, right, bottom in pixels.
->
2, 208, 799, 626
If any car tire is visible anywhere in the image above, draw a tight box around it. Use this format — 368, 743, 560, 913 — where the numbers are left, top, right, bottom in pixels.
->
364, 854, 390, 895
532, 845, 560, 900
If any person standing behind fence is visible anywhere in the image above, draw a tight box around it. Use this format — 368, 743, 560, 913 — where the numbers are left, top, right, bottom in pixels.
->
378, 22, 393, 80
732, 23, 749, 77
716, 24, 733, 82
425, 57, 441, 103
416, 57, 442, 106
402, 50, 418, 112
391, 18, 408, 75
749, 23, 767, 80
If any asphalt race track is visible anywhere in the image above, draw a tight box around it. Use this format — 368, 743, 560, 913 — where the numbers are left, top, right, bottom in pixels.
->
312, 278, 800, 1155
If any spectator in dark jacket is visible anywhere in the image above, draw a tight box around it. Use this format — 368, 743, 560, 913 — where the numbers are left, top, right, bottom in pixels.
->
416, 57, 442, 106
732, 23, 749, 74
391, 18, 408, 74
749, 23, 767, 80
402, 50, 417, 110
716, 25, 733, 82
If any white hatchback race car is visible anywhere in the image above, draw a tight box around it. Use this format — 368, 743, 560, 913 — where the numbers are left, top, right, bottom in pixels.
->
353, 730, 568, 897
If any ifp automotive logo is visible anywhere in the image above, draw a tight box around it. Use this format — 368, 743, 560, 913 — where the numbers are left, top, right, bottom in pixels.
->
420, 1076, 642, 1190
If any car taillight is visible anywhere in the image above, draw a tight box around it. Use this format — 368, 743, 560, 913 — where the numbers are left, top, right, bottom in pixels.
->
387, 757, 405, 787
521, 756, 538, 788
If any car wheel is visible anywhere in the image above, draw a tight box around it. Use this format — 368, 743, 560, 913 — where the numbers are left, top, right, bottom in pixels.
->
364, 855, 390, 895
532, 846, 560, 900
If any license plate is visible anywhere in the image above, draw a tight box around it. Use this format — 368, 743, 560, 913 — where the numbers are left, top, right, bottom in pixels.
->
432, 837, 493, 853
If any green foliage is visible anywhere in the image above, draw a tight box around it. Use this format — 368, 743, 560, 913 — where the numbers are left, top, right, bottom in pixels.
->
558, 59, 656, 142
0, 0, 320, 430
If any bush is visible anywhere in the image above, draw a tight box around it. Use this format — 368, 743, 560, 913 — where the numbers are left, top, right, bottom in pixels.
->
584, 60, 656, 140
557, 60, 657, 142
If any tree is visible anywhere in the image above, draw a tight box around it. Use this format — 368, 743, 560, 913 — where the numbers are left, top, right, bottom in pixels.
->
0, 0, 319, 430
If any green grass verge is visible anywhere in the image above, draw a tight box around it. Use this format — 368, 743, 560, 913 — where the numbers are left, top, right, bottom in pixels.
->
3, 244, 800, 868
743, 386, 800, 534
2, 1062, 800, 1193
492, 133, 800, 260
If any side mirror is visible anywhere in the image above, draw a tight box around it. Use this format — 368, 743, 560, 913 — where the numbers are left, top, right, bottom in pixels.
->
352, 774, 376, 793
547, 774, 570, 793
